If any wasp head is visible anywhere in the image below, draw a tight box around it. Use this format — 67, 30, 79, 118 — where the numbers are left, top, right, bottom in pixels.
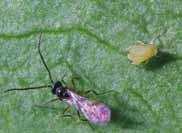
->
52, 81, 70, 99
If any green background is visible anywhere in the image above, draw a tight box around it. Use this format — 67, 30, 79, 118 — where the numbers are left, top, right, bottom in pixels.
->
0, 0, 182, 132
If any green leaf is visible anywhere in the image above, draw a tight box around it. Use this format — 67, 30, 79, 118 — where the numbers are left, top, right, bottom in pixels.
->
0, 0, 182, 132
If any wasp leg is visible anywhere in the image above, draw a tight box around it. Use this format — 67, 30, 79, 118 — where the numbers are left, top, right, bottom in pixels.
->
70, 76, 80, 92
62, 105, 73, 118
62, 114, 72, 118
34, 98, 60, 107
63, 106, 70, 114
72, 76, 80, 81
34, 99, 73, 118
61, 73, 66, 81
77, 110, 87, 121
62, 105, 71, 116
84, 89, 114, 96
61, 73, 68, 86
71, 76, 80, 91
77, 110, 94, 130
71, 79, 76, 92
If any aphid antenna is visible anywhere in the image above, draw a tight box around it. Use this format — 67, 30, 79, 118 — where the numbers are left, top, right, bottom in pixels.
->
150, 28, 168, 44
4, 34, 54, 92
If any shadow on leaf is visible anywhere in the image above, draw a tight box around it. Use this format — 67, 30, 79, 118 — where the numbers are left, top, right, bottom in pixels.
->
105, 93, 146, 129
144, 50, 181, 70
111, 106, 145, 129
111, 107, 144, 129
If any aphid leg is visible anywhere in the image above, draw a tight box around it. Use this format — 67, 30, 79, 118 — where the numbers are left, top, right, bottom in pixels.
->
144, 60, 149, 65
136, 40, 145, 45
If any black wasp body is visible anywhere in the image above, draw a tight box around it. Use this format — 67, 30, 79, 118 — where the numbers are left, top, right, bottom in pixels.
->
52, 81, 70, 99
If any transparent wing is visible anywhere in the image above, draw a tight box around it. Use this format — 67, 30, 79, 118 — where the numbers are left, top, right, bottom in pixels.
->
77, 99, 111, 125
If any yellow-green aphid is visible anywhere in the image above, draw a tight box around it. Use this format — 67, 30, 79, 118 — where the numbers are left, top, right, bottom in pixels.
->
128, 41, 158, 65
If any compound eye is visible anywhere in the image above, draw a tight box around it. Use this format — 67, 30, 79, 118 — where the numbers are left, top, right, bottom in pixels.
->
52, 81, 62, 94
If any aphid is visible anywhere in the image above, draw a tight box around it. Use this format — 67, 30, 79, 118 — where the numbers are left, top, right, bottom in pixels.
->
5, 35, 111, 126
127, 41, 158, 65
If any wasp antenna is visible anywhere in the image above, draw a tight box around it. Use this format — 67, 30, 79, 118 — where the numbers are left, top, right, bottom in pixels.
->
4, 85, 52, 93
38, 34, 54, 84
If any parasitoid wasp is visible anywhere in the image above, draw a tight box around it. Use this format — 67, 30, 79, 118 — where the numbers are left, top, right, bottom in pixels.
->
5, 35, 111, 126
